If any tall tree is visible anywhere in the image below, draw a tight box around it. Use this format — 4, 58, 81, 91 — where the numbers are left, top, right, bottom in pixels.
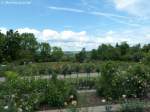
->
0, 32, 5, 62
75, 48, 87, 63
91, 49, 98, 60
20, 33, 39, 61
39, 42, 51, 61
118, 42, 129, 56
97, 44, 121, 60
142, 44, 150, 53
3, 30, 21, 61
51, 47, 64, 61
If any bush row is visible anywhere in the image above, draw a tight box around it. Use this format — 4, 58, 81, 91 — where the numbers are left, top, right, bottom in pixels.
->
0, 61, 133, 76
0, 72, 77, 112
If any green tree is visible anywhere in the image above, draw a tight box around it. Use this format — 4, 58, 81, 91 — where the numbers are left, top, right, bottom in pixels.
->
118, 42, 129, 56
39, 42, 51, 61
91, 49, 98, 60
130, 52, 144, 62
75, 48, 86, 63
0, 32, 5, 62
142, 44, 150, 53
74, 64, 80, 84
61, 64, 69, 78
84, 63, 94, 79
97, 44, 121, 60
96, 65, 101, 76
3, 30, 21, 61
20, 33, 39, 61
51, 47, 64, 61
96, 62, 118, 99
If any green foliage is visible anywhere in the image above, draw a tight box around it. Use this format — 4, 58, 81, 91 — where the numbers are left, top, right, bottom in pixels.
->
96, 62, 118, 99
46, 80, 74, 107
20, 33, 39, 61
0, 75, 77, 111
84, 63, 95, 73
142, 52, 150, 64
75, 48, 86, 63
61, 64, 70, 77
0, 29, 65, 63
90, 42, 148, 62
96, 63, 150, 100
4, 71, 18, 80
97, 44, 121, 60
38, 42, 51, 62
120, 64, 150, 98
0, 32, 5, 63
1, 29, 150, 63
51, 47, 64, 62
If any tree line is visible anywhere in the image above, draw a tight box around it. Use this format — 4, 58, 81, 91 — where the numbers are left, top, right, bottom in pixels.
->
0, 30, 64, 63
77, 42, 150, 63
1, 29, 150, 63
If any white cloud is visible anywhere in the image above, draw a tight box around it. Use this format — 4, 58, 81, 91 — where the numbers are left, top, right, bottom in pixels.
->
90, 11, 129, 19
0, 27, 7, 34
113, 0, 150, 18
16, 28, 91, 51
48, 6, 85, 13
42, 29, 59, 41
48, 6, 141, 27
114, 0, 136, 9
0, 0, 32, 5
17, 28, 40, 35
1, 27, 150, 51
48, 6, 130, 19
96, 31, 131, 44
60, 31, 88, 42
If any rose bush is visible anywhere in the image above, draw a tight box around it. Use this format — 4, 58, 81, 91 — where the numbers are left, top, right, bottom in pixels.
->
96, 62, 150, 100
0, 71, 77, 111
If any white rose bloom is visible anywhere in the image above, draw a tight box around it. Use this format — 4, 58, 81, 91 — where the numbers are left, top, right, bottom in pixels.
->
70, 95, 74, 99
4, 106, 8, 109
71, 100, 77, 106
64, 102, 68, 106
101, 99, 106, 103
11, 94, 15, 98
18, 108, 23, 112
122, 94, 126, 98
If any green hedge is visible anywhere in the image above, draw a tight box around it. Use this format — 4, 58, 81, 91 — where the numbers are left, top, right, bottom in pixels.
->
1, 61, 134, 76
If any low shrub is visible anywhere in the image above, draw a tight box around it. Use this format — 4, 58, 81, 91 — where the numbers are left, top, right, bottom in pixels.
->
96, 62, 119, 99
46, 80, 76, 107
0, 71, 77, 111
96, 62, 150, 100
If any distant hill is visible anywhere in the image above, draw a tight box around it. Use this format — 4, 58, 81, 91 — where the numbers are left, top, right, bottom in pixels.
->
64, 51, 79, 55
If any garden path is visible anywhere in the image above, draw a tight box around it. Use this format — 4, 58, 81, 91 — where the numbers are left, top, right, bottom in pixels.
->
37, 104, 120, 112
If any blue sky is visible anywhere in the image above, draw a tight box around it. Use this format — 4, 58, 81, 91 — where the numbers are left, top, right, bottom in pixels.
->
0, 0, 150, 51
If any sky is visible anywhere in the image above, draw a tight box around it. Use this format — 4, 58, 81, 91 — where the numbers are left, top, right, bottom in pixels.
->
0, 0, 150, 51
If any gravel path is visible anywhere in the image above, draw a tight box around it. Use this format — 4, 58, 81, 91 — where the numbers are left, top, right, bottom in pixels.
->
0, 77, 5, 82
0, 72, 99, 82
31, 73, 99, 79
77, 89, 97, 93
37, 104, 120, 112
